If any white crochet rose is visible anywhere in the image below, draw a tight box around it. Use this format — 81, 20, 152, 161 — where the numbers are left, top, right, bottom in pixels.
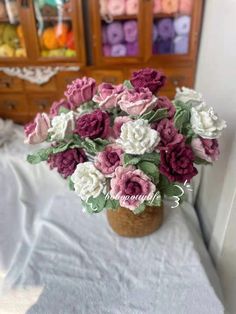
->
191, 103, 226, 139
48, 111, 75, 141
175, 87, 204, 106
116, 119, 160, 155
71, 162, 106, 201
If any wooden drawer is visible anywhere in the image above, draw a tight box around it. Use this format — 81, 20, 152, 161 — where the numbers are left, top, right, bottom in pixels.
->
86, 70, 124, 85
0, 73, 24, 92
0, 94, 28, 115
24, 77, 57, 92
28, 94, 57, 116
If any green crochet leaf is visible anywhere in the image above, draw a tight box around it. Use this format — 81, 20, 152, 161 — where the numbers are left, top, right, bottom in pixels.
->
174, 101, 191, 133
137, 161, 159, 184
105, 198, 120, 210
159, 175, 183, 197
194, 157, 212, 165
124, 152, 160, 166
82, 193, 106, 214
27, 147, 54, 164
67, 176, 75, 191
140, 108, 168, 123
81, 138, 109, 155
58, 107, 70, 114
123, 80, 133, 89
133, 202, 146, 214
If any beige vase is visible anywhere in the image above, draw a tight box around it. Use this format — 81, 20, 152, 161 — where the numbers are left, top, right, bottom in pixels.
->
106, 204, 164, 237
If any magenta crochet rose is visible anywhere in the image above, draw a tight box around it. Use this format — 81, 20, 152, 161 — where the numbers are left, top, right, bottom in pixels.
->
160, 142, 198, 182
112, 116, 132, 138
74, 109, 110, 139
65, 77, 96, 108
24, 113, 50, 144
118, 87, 157, 115
49, 98, 71, 117
154, 96, 176, 119
154, 119, 184, 150
48, 148, 87, 178
130, 68, 166, 93
95, 145, 123, 176
192, 137, 220, 162
93, 83, 124, 110
110, 166, 156, 210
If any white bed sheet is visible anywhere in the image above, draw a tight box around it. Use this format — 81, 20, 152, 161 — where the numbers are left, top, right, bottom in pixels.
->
0, 126, 224, 314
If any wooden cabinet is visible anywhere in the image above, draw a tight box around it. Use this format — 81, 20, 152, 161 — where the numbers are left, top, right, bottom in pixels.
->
0, 0, 86, 66
0, 0, 203, 124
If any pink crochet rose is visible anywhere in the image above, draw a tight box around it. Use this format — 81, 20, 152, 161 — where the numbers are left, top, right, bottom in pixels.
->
112, 116, 132, 138
118, 87, 157, 115
160, 142, 198, 183
24, 113, 50, 144
153, 119, 184, 150
49, 98, 71, 117
154, 96, 176, 119
65, 77, 96, 108
48, 148, 87, 178
93, 83, 124, 110
192, 137, 220, 162
110, 166, 156, 211
95, 145, 123, 176
130, 68, 166, 93
74, 109, 110, 139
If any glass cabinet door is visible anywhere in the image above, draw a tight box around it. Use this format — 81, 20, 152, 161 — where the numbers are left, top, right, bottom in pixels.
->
0, 0, 27, 58
33, 0, 76, 58
95, 0, 144, 63
152, 0, 193, 56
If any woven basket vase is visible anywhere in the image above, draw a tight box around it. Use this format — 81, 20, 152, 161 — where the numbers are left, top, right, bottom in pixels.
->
106, 204, 164, 237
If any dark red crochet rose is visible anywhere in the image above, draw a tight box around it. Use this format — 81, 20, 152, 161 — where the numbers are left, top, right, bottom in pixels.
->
153, 119, 184, 150
160, 142, 198, 182
74, 109, 110, 139
130, 68, 166, 93
154, 96, 176, 119
48, 148, 87, 178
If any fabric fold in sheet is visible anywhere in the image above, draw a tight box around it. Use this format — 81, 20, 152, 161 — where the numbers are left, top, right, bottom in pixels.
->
0, 126, 223, 313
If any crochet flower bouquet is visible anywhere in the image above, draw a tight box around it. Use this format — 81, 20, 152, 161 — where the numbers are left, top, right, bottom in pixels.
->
25, 68, 226, 235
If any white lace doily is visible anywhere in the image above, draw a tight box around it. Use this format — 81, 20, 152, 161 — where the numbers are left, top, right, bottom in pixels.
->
0, 66, 80, 85
0, 118, 15, 147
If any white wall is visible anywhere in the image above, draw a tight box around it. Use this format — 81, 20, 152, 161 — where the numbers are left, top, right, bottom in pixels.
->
195, 0, 236, 312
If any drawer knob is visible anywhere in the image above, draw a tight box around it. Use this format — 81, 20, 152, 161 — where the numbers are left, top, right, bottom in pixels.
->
0, 78, 12, 88
37, 100, 49, 111
4, 101, 16, 110
173, 80, 179, 86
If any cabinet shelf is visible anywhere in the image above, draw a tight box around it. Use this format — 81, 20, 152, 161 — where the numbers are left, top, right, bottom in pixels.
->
35, 16, 71, 22
101, 14, 137, 21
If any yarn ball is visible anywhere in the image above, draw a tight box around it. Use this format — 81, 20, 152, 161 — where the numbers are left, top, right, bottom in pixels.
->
64, 49, 76, 57
2, 24, 19, 48
0, 44, 15, 57
42, 27, 59, 50
66, 31, 75, 50
48, 48, 66, 57
54, 23, 69, 47
15, 48, 26, 57
17, 25, 25, 48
